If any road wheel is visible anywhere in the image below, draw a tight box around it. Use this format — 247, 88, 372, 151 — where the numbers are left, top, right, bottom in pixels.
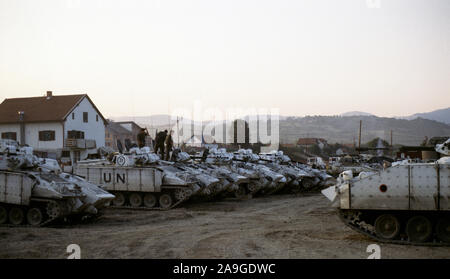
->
27, 207, 43, 226
129, 193, 143, 207
9, 207, 25, 225
234, 185, 247, 199
301, 178, 314, 190
112, 192, 126, 206
46, 201, 62, 219
436, 217, 450, 243
374, 214, 400, 240
247, 182, 258, 192
406, 215, 432, 243
0, 206, 7, 224
159, 193, 173, 209
143, 193, 157, 208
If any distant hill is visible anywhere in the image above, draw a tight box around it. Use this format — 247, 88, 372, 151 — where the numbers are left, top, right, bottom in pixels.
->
402, 107, 450, 125
340, 111, 375, 117
280, 115, 450, 145
111, 112, 450, 146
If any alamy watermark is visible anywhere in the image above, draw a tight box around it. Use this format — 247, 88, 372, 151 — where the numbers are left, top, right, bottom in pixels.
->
67, 244, 81, 259
168, 100, 280, 149
366, 0, 381, 9
367, 244, 381, 259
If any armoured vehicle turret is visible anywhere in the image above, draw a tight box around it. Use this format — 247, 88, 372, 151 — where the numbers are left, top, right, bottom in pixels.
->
0, 139, 114, 226
322, 139, 450, 245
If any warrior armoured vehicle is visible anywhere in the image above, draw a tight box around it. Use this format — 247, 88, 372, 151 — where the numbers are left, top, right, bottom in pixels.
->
74, 146, 200, 209
322, 139, 450, 245
0, 139, 114, 226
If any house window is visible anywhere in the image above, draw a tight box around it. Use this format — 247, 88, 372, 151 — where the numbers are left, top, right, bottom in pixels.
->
96, 114, 99, 122
83, 112, 88, 123
38, 130, 55, 141
61, 150, 71, 158
72, 113, 75, 120
1, 132, 17, 140
67, 130, 85, 139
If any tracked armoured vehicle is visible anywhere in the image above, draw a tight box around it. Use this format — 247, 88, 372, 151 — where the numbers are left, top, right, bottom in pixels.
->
234, 150, 287, 196
258, 150, 333, 193
0, 139, 114, 226
195, 148, 333, 197
74, 146, 200, 210
182, 148, 253, 199
163, 149, 247, 200
194, 148, 282, 198
322, 139, 450, 245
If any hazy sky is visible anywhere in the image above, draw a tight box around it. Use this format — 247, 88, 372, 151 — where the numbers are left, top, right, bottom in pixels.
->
0, 0, 449, 119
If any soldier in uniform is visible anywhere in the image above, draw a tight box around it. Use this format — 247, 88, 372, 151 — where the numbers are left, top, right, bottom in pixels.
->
137, 128, 149, 148
164, 130, 174, 160
155, 130, 168, 158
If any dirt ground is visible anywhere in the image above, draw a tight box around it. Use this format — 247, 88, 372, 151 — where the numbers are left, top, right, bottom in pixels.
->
0, 193, 449, 259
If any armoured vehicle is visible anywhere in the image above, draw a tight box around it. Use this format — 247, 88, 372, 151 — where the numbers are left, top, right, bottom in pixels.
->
0, 139, 114, 226
198, 148, 333, 197
74, 146, 200, 210
163, 149, 248, 200
258, 150, 330, 193
322, 139, 450, 245
183, 148, 253, 199
230, 149, 287, 196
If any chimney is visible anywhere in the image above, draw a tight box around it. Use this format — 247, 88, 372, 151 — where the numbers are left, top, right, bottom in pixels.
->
46, 91, 52, 99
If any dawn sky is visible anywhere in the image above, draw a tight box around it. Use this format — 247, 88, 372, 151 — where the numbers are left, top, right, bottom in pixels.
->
0, 0, 449, 119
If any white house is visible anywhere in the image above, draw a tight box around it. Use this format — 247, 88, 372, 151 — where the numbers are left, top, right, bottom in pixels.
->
0, 91, 107, 163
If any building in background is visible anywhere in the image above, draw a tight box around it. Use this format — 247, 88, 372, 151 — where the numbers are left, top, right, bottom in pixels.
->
0, 91, 106, 163
114, 121, 142, 140
115, 121, 153, 148
106, 120, 154, 150
296, 138, 328, 148
106, 120, 135, 151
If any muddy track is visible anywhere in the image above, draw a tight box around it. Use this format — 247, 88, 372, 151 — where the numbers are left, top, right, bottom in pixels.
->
0, 194, 449, 259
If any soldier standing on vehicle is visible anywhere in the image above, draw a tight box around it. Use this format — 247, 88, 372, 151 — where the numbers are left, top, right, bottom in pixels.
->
155, 130, 168, 158
165, 130, 174, 160
137, 128, 149, 148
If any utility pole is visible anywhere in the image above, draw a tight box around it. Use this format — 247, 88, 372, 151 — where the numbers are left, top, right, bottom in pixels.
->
358, 120, 362, 154
177, 116, 180, 148
390, 130, 393, 157
390, 130, 393, 146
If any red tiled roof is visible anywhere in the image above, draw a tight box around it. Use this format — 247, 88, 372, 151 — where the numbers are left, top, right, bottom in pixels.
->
0, 94, 106, 124
297, 138, 326, 145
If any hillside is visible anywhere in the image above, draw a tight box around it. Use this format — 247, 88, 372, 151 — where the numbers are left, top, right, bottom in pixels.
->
280, 115, 450, 145
340, 111, 375, 117
405, 107, 450, 125
112, 114, 450, 146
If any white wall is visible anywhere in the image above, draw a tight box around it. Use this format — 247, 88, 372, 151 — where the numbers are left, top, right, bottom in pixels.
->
64, 97, 106, 148
0, 124, 20, 140
0, 122, 63, 150
25, 122, 64, 150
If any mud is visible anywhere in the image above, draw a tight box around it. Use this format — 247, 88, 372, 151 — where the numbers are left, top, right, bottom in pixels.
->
0, 194, 449, 259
